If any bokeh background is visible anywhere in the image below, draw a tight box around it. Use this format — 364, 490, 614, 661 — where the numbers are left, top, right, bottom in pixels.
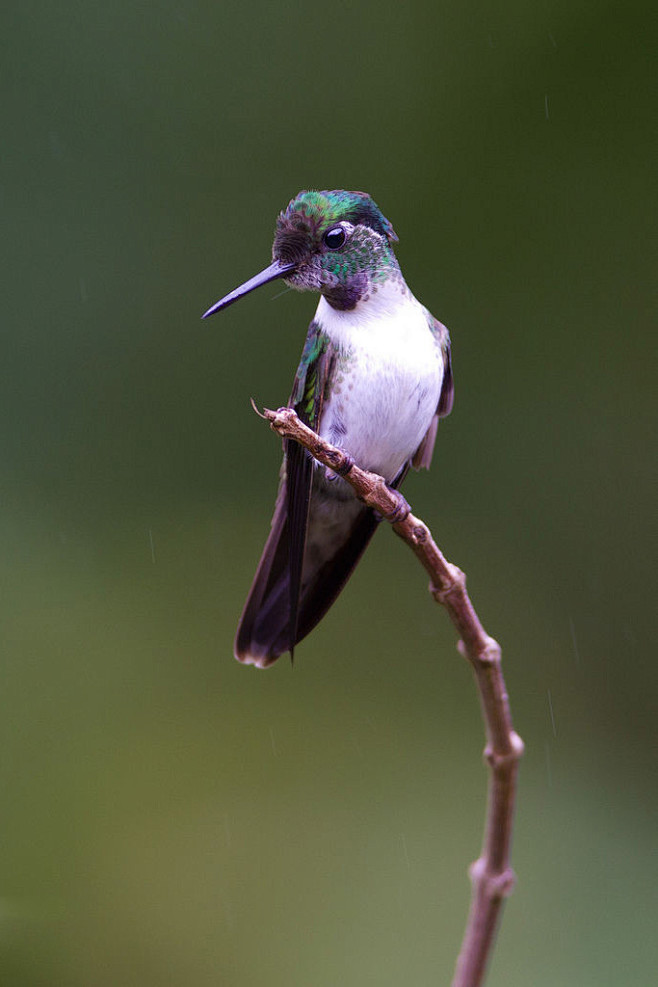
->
1, 1, 655, 984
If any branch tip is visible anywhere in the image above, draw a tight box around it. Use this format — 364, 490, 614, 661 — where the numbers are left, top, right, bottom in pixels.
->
249, 397, 267, 419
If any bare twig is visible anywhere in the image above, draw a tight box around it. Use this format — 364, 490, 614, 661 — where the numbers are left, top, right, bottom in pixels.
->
261, 405, 524, 987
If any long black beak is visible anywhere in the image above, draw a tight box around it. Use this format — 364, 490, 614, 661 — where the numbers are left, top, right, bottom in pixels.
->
201, 259, 297, 319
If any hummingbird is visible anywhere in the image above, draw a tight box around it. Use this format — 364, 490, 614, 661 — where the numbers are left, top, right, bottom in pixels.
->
203, 190, 453, 667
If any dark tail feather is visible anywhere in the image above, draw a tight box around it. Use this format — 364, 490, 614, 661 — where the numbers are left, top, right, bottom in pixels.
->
234, 492, 379, 668
285, 437, 313, 660
293, 506, 378, 646
233, 481, 290, 667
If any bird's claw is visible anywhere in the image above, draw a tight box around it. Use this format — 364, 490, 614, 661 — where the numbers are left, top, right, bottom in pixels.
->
376, 490, 411, 524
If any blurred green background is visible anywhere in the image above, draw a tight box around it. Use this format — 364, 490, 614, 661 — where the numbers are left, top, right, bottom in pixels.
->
1, 1, 655, 984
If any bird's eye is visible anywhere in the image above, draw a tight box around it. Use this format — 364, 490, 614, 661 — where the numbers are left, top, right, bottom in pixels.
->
324, 227, 346, 250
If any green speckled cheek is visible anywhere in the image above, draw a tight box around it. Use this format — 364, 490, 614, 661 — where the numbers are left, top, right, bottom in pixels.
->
321, 230, 396, 284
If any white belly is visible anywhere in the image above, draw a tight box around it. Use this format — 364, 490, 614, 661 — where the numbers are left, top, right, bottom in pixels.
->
315, 291, 442, 481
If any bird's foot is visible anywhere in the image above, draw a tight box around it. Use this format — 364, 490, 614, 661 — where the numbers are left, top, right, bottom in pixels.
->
376, 489, 411, 524
324, 451, 355, 482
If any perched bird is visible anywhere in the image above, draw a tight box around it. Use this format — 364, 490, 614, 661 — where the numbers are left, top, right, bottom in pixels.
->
203, 190, 453, 667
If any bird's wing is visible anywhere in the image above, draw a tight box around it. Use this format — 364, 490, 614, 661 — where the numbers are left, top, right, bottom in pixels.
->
234, 321, 337, 666
412, 314, 454, 470
285, 322, 338, 653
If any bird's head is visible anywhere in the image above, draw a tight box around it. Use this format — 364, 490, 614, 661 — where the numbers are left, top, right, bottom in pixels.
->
202, 189, 399, 318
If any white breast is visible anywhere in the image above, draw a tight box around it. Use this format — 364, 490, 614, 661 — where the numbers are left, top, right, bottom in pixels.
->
315, 286, 443, 481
